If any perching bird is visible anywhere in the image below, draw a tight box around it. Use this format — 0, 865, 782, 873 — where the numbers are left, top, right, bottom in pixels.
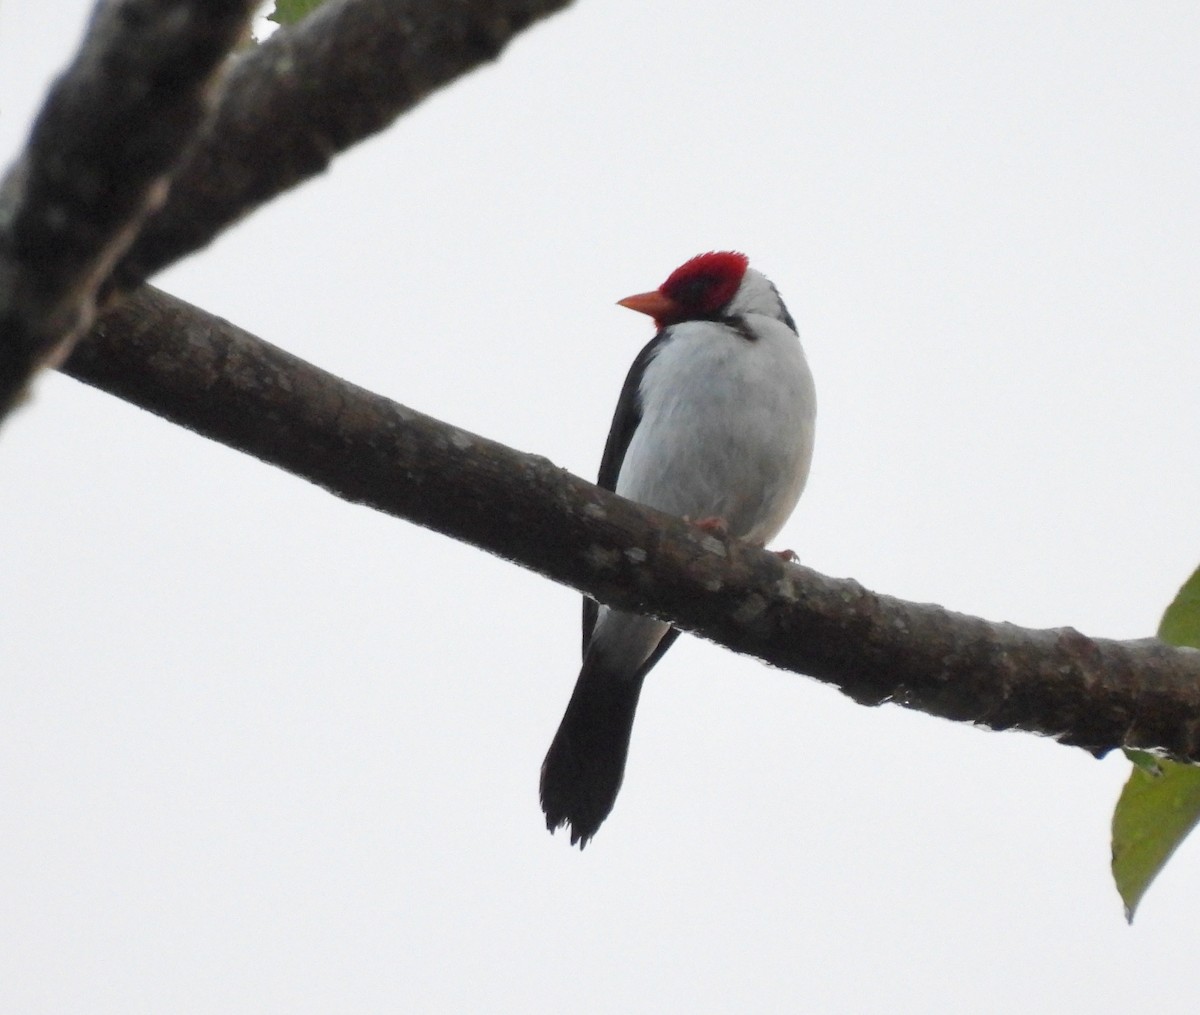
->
539, 251, 816, 846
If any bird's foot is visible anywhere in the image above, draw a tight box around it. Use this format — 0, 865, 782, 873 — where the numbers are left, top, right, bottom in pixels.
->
772, 548, 799, 563
689, 516, 730, 536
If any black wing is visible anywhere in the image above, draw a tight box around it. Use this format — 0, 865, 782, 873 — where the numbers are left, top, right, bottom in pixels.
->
597, 330, 669, 492
582, 330, 674, 655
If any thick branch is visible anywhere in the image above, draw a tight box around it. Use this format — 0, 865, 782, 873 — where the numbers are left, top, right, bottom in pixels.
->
109, 0, 575, 291
0, 0, 256, 419
62, 287, 1200, 763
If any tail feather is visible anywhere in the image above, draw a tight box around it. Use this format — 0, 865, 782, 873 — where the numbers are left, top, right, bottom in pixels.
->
539, 655, 646, 848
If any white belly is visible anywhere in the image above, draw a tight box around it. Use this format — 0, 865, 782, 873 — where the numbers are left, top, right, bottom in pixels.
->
616, 316, 816, 545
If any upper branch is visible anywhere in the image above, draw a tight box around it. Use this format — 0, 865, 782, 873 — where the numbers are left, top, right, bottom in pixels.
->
0, 0, 571, 424
108, 0, 576, 292
62, 287, 1200, 764
0, 0, 257, 419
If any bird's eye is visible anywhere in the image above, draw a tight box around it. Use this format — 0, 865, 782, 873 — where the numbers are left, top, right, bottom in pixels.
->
671, 274, 718, 309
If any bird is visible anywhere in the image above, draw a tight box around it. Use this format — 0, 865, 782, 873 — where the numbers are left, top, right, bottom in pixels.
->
539, 251, 817, 847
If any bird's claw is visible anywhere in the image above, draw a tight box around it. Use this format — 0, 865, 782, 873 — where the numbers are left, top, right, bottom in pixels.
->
689, 515, 730, 536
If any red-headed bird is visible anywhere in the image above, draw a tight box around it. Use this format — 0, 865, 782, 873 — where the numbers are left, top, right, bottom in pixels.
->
539, 252, 817, 846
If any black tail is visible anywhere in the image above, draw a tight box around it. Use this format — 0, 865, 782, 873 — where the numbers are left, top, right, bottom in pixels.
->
539, 654, 646, 848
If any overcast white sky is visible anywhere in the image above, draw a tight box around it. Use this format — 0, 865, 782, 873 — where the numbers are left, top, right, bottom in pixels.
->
3, 1, 1200, 1011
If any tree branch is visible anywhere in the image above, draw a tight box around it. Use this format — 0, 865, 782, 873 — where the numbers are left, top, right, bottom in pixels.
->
61, 287, 1200, 763
0, 0, 571, 425
109, 0, 576, 292
0, 0, 257, 419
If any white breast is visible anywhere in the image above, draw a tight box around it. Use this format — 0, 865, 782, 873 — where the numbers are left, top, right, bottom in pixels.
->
616, 315, 816, 545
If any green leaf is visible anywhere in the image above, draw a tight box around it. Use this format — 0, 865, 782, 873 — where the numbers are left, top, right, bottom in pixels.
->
1112, 756, 1200, 922
1124, 749, 1164, 777
1111, 565, 1200, 921
1158, 565, 1200, 648
267, 0, 327, 26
